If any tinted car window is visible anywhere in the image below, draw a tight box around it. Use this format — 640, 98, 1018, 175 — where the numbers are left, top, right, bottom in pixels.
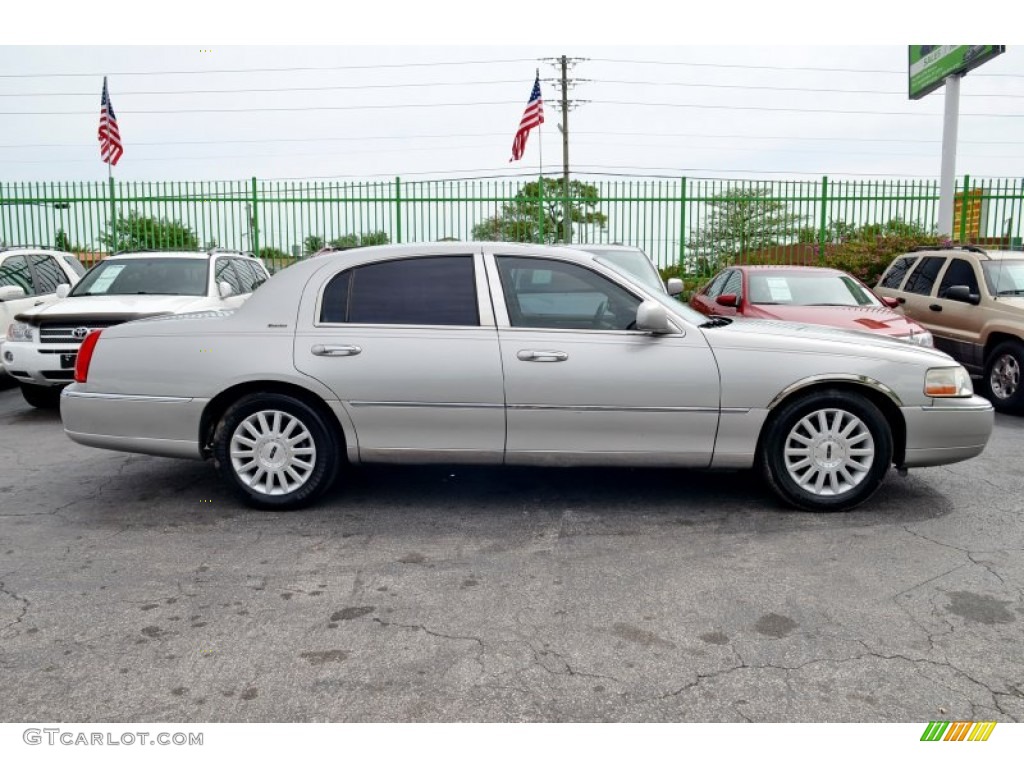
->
321, 256, 479, 326
720, 270, 742, 298
703, 271, 730, 298
879, 256, 918, 289
234, 258, 267, 292
903, 256, 945, 296
938, 258, 980, 296
60, 253, 87, 277
0, 255, 33, 295
496, 256, 641, 331
214, 258, 243, 295
28, 254, 64, 295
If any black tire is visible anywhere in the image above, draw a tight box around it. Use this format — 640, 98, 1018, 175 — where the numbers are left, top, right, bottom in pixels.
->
981, 340, 1024, 414
760, 389, 893, 512
20, 383, 62, 409
212, 392, 341, 510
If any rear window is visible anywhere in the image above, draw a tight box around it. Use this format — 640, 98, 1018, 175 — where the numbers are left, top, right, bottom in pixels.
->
879, 255, 918, 289
71, 258, 209, 297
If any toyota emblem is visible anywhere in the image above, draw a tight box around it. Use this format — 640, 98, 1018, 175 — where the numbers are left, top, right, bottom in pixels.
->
72, 327, 90, 340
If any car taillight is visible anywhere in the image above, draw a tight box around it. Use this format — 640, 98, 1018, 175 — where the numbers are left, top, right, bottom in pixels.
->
74, 330, 103, 383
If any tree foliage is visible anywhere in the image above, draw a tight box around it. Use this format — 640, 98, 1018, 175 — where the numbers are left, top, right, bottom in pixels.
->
100, 211, 199, 252
471, 178, 608, 244
686, 188, 805, 274
328, 230, 390, 249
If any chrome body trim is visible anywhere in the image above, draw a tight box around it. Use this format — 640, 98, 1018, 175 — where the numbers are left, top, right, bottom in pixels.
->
62, 390, 193, 404
766, 373, 904, 409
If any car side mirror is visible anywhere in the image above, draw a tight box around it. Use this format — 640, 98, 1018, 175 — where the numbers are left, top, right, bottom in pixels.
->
635, 300, 674, 334
218, 280, 235, 299
55, 283, 71, 299
715, 293, 739, 308
941, 285, 981, 305
665, 277, 684, 297
0, 285, 26, 302
879, 296, 900, 309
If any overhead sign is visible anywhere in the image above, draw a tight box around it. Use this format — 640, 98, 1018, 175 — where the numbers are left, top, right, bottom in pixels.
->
908, 45, 1005, 99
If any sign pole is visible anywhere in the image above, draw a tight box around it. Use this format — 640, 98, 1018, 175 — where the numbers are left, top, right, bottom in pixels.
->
937, 73, 961, 239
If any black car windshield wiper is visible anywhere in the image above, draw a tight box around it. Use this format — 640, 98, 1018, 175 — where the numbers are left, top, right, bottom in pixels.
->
699, 316, 733, 328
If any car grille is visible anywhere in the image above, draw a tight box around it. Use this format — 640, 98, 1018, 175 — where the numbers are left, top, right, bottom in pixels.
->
38, 321, 120, 345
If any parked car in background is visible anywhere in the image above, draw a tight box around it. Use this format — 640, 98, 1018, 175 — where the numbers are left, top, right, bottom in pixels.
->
0, 247, 85, 377
690, 265, 934, 346
4, 249, 268, 408
62, 242, 992, 514
570, 244, 683, 297
875, 245, 1024, 413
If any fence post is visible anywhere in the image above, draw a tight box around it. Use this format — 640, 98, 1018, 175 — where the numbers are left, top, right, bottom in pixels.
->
958, 173, 970, 242
250, 176, 260, 256
537, 176, 545, 243
818, 175, 829, 257
394, 176, 402, 244
678, 177, 687, 276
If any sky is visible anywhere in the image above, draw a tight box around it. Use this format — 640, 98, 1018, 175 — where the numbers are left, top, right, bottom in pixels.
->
0, 39, 1021, 184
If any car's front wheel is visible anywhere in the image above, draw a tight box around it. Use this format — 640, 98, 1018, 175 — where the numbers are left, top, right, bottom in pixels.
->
982, 340, 1024, 413
20, 383, 62, 409
212, 393, 340, 510
761, 389, 893, 512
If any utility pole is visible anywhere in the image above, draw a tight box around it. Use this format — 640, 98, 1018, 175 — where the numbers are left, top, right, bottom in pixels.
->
543, 56, 587, 244
937, 74, 961, 239
560, 55, 571, 244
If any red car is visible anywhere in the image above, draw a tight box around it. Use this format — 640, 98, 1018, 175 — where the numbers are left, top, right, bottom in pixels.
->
689, 265, 934, 346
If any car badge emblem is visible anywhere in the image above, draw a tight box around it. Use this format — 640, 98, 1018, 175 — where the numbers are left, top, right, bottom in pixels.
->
73, 327, 90, 340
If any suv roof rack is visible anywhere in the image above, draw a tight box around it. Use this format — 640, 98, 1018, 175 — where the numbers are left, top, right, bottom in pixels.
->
910, 244, 988, 254
0, 244, 68, 253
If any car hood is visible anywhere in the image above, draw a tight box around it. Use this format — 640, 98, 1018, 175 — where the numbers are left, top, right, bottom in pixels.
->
701, 317, 954, 365
748, 304, 922, 335
15, 294, 215, 324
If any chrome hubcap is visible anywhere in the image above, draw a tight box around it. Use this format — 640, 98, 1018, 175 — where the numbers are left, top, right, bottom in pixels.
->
989, 354, 1020, 400
230, 410, 316, 496
784, 408, 875, 497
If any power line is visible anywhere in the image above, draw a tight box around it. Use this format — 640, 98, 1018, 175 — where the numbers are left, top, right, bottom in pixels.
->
599, 79, 1024, 98
0, 79, 527, 98
5, 100, 1020, 118
0, 58, 540, 79
589, 57, 1024, 78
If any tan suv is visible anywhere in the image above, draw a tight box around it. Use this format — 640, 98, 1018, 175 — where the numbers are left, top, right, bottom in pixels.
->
875, 245, 1024, 413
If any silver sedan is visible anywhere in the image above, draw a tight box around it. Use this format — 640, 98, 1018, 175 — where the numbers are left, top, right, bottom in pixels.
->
61, 242, 994, 512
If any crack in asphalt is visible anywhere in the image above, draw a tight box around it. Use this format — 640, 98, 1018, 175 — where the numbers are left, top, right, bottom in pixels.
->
0, 580, 30, 635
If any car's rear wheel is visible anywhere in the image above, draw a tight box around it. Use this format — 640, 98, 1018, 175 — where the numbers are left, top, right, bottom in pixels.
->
761, 389, 893, 512
212, 393, 340, 510
982, 340, 1024, 413
20, 383, 62, 409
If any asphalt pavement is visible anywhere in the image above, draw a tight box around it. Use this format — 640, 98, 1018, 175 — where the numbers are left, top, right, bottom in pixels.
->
1, 379, 1022, 722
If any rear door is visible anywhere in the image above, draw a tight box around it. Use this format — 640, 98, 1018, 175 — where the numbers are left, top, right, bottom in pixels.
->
897, 255, 947, 329
294, 251, 505, 463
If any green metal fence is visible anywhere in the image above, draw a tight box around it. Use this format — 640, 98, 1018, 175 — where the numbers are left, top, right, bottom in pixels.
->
1, 175, 1022, 276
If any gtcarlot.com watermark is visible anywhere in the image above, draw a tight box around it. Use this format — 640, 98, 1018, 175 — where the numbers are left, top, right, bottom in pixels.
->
23, 728, 203, 747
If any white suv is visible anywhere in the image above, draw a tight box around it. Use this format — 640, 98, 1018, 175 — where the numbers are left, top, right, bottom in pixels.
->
4, 249, 268, 408
0, 247, 85, 378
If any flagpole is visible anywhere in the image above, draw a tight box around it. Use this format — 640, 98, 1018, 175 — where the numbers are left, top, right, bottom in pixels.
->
537, 68, 543, 180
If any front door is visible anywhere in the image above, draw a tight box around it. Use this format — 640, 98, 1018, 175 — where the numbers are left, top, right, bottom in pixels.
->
488, 252, 721, 467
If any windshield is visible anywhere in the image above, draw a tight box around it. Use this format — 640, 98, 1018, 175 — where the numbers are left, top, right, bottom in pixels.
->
981, 259, 1024, 296
747, 272, 881, 307
71, 258, 209, 297
587, 248, 665, 294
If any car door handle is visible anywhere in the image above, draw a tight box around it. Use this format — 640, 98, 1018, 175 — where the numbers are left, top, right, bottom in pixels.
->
517, 350, 568, 362
929, 304, 942, 312
897, 297, 906, 304
311, 344, 362, 357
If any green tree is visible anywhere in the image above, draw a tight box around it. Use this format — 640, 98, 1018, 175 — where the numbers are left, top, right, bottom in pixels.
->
326, 230, 390, 249
100, 211, 199, 252
303, 235, 325, 254
687, 188, 805, 274
471, 177, 608, 244
54, 228, 73, 252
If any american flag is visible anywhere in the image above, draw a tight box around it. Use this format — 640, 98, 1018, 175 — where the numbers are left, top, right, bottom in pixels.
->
510, 72, 544, 162
98, 76, 123, 166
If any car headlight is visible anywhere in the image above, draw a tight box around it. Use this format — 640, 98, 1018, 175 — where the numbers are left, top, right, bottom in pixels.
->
925, 366, 973, 398
901, 329, 933, 347
6, 321, 32, 342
